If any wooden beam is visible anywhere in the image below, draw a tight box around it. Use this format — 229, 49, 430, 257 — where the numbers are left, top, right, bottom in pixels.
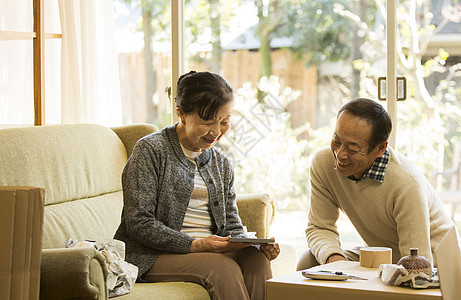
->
44, 33, 62, 39
171, 0, 184, 124
0, 31, 35, 40
0, 31, 62, 40
0, 0, 60, 126
386, 0, 397, 149
33, 0, 45, 126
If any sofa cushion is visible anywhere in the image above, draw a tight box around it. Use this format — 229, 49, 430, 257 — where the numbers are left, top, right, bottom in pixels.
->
0, 124, 127, 206
42, 191, 124, 249
117, 282, 210, 299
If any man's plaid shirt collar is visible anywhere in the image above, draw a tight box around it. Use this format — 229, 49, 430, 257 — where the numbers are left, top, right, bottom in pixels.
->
348, 149, 389, 183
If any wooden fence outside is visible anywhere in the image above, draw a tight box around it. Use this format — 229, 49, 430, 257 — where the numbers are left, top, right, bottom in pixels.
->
118, 48, 318, 130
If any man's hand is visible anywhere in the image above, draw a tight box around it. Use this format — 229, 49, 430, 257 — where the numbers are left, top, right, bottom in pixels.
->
260, 239, 280, 261
189, 235, 250, 253
326, 254, 346, 264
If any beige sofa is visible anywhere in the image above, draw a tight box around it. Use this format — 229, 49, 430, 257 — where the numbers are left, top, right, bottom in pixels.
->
0, 123, 296, 299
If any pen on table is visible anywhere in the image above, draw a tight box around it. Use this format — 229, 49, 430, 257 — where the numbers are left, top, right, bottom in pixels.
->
318, 270, 368, 280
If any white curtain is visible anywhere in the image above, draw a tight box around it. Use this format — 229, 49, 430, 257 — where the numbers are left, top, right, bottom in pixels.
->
59, 0, 122, 126
0, 0, 34, 126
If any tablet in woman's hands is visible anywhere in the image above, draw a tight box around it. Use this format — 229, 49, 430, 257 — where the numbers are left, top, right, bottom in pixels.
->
228, 237, 275, 244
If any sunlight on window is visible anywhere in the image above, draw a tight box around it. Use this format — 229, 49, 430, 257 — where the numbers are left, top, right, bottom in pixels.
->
109, 0, 461, 254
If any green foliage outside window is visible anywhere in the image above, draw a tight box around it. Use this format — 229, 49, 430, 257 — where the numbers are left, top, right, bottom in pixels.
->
218, 76, 313, 212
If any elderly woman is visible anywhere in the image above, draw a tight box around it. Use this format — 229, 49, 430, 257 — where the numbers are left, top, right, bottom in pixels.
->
115, 71, 280, 300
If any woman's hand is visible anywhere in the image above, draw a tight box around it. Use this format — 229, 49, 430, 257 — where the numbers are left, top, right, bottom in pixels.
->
260, 239, 280, 261
189, 235, 250, 253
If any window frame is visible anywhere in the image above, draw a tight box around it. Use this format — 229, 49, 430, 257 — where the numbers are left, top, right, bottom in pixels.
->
0, 0, 62, 126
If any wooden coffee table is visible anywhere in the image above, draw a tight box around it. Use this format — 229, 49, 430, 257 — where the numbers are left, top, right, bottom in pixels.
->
267, 261, 442, 300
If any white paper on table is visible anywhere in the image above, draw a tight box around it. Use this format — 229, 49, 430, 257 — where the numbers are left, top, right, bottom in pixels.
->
378, 264, 439, 289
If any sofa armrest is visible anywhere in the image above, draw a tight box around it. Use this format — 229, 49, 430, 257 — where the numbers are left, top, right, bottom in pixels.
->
236, 193, 275, 239
112, 123, 159, 158
40, 247, 108, 300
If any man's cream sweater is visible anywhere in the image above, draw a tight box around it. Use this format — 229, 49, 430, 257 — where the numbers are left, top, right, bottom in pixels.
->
306, 146, 455, 265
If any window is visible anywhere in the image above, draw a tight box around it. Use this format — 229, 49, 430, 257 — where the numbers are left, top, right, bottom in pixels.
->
2, 0, 460, 250
114, 0, 173, 128
0, 0, 62, 126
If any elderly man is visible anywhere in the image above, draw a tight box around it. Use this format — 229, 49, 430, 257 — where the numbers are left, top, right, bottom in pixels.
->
297, 98, 456, 269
